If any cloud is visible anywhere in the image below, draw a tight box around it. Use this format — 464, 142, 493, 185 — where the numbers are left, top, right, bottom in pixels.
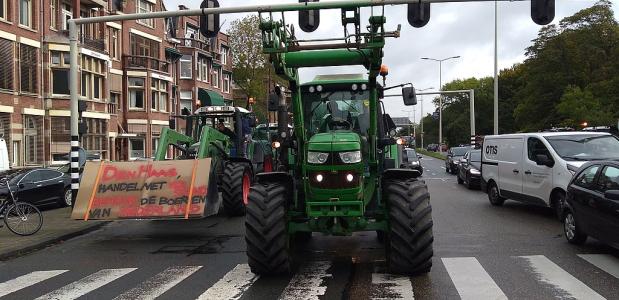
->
163, 0, 612, 121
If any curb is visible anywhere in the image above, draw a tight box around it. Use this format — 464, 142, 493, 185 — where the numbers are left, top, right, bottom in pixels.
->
0, 222, 109, 261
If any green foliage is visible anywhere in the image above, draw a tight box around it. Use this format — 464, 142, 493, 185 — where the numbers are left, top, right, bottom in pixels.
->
420, 1, 619, 146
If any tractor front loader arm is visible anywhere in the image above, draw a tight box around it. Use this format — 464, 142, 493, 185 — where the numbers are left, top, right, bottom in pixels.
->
155, 128, 196, 161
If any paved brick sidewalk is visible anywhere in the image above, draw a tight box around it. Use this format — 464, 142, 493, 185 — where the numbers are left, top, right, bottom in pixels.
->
0, 207, 107, 260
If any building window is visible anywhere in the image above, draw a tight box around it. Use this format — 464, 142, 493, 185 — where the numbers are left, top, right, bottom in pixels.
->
80, 55, 105, 100
130, 33, 159, 58
128, 77, 145, 109
62, 4, 72, 31
24, 116, 42, 165
152, 137, 159, 158
109, 92, 120, 113
129, 138, 145, 159
109, 28, 121, 61
211, 67, 220, 88
136, 0, 154, 28
197, 56, 209, 82
180, 55, 192, 79
82, 118, 107, 158
223, 73, 231, 93
0, 0, 6, 21
180, 90, 192, 113
20, 44, 37, 94
151, 79, 168, 112
50, 0, 57, 29
0, 39, 13, 91
20, 0, 32, 28
50, 51, 70, 95
221, 46, 228, 65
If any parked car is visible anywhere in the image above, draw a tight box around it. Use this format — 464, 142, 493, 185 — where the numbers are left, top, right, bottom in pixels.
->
401, 148, 423, 175
426, 144, 439, 152
0, 168, 72, 208
481, 132, 619, 220
563, 161, 619, 249
445, 146, 470, 174
457, 149, 481, 189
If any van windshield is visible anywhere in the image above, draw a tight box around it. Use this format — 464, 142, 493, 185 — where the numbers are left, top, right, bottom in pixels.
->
544, 134, 619, 161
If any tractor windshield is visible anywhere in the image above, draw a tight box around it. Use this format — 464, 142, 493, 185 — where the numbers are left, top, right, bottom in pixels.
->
303, 90, 370, 137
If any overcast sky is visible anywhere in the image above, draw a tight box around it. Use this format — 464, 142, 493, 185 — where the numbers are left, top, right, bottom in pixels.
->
163, 0, 615, 122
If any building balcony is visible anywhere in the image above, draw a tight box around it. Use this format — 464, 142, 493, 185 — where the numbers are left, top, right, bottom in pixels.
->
178, 38, 212, 53
123, 55, 170, 73
57, 30, 106, 53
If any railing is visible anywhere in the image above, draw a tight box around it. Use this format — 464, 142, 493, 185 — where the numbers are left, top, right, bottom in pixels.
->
178, 38, 212, 53
80, 33, 106, 52
123, 55, 170, 73
107, 102, 117, 114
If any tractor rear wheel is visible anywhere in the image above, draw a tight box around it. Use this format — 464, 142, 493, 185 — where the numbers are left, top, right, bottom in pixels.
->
245, 182, 291, 275
222, 162, 252, 216
385, 179, 434, 275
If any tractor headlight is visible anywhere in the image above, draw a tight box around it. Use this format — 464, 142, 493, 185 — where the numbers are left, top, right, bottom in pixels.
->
308, 152, 329, 164
470, 168, 481, 175
339, 151, 362, 164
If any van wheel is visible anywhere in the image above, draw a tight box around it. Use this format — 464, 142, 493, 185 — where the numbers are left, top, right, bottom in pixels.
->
488, 182, 505, 206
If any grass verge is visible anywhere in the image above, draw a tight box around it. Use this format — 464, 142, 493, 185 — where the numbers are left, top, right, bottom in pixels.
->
416, 148, 446, 160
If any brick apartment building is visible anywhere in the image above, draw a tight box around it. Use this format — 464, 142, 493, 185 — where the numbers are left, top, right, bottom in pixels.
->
0, 0, 233, 166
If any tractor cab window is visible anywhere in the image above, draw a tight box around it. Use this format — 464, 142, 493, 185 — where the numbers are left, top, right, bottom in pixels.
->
303, 90, 370, 137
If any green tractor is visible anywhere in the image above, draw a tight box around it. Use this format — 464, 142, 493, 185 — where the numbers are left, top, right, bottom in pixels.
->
155, 105, 274, 216
243, 11, 431, 275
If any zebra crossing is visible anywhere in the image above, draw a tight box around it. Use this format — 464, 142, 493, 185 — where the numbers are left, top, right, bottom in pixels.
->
0, 254, 618, 300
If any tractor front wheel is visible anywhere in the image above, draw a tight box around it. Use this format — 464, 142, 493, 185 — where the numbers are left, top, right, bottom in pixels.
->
385, 179, 434, 275
222, 162, 252, 216
245, 182, 292, 275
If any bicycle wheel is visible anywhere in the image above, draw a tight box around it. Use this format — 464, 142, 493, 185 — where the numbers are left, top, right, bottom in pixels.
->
4, 202, 43, 236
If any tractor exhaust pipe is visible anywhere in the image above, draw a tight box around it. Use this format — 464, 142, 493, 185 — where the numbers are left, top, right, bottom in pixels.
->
275, 85, 289, 170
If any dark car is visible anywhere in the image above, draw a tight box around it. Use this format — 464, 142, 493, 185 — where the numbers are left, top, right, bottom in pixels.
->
457, 150, 481, 189
445, 146, 470, 174
401, 148, 423, 175
426, 144, 439, 152
563, 161, 619, 249
0, 168, 72, 208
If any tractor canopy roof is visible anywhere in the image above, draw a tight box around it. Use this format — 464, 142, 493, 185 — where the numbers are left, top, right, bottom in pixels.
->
194, 106, 251, 115
302, 74, 367, 86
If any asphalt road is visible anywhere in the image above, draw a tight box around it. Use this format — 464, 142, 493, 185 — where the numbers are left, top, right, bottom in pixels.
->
1, 155, 618, 299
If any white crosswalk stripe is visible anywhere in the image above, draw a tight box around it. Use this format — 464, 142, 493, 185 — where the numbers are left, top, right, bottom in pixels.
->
35, 268, 137, 300
197, 264, 259, 300
442, 257, 508, 300
0, 270, 68, 298
370, 273, 414, 300
278, 261, 332, 300
519, 255, 606, 300
114, 266, 201, 300
578, 254, 619, 279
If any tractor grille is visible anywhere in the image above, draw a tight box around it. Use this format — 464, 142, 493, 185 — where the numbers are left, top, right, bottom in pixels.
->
308, 170, 360, 189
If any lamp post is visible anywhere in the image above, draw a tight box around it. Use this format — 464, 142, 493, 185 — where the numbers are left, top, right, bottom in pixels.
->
416, 87, 433, 149
494, 0, 499, 135
421, 56, 460, 151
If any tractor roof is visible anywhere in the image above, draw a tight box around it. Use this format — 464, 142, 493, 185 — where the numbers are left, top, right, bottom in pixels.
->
194, 106, 251, 115
302, 74, 367, 86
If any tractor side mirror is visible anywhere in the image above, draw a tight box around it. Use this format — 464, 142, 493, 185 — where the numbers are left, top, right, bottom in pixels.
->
408, 2, 431, 28
384, 114, 397, 134
531, 0, 555, 25
200, 0, 220, 38
402, 87, 417, 106
299, 0, 320, 32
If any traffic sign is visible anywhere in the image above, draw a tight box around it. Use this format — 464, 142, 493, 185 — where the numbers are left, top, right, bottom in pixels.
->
432, 112, 439, 120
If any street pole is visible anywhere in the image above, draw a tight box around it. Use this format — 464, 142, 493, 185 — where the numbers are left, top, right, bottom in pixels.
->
493, 0, 499, 135
420, 97, 424, 149
470, 89, 475, 139
69, 22, 80, 202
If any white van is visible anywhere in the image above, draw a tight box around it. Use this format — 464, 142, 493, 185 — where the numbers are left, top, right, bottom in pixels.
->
481, 132, 619, 218
0, 138, 9, 172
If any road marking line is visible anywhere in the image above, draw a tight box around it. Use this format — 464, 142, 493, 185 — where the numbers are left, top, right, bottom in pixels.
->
114, 266, 201, 300
370, 273, 414, 300
578, 254, 619, 279
197, 264, 258, 300
0, 270, 68, 297
519, 255, 605, 300
279, 261, 332, 300
36, 268, 137, 300
442, 257, 507, 300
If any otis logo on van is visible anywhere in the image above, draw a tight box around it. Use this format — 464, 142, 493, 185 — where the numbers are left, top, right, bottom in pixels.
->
485, 145, 498, 155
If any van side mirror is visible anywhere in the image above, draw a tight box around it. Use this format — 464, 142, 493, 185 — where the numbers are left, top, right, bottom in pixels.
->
604, 190, 619, 200
402, 87, 417, 106
535, 154, 554, 167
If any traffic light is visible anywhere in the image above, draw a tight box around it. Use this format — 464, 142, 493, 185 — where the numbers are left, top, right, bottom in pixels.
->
200, 0, 220, 38
408, 2, 431, 28
531, 0, 555, 25
299, 0, 320, 32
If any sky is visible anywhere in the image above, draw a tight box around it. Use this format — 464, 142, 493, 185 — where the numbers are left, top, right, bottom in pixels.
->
163, 0, 616, 123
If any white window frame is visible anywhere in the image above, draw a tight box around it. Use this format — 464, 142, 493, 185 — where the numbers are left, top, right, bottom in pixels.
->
19, 0, 32, 28
61, 4, 72, 31
151, 79, 168, 112
50, 51, 70, 96
0, 0, 7, 21
223, 73, 230, 93
180, 55, 192, 79
50, 0, 57, 29
212, 67, 220, 88
80, 55, 105, 101
109, 27, 120, 61
136, 0, 154, 28
128, 77, 145, 110
221, 46, 228, 65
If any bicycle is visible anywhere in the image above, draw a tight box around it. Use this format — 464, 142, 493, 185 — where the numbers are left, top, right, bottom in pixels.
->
0, 177, 43, 236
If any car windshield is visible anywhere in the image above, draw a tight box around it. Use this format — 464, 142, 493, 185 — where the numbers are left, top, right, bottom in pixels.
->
469, 151, 481, 162
544, 134, 619, 161
303, 89, 370, 137
406, 150, 418, 161
452, 147, 469, 156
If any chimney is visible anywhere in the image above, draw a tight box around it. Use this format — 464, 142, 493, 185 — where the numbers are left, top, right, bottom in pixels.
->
179, 5, 188, 10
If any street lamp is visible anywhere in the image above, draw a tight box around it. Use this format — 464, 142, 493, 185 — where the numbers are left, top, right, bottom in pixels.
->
416, 87, 433, 149
421, 56, 460, 151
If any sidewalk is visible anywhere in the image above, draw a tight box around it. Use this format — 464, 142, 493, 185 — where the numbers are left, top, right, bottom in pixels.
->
0, 207, 107, 260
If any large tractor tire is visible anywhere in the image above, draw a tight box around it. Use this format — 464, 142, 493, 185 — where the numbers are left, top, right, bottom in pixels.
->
245, 182, 292, 275
221, 162, 252, 216
385, 179, 434, 275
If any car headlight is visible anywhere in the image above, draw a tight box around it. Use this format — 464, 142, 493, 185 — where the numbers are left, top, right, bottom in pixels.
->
470, 168, 481, 175
454, 161, 460, 164
308, 152, 329, 164
339, 151, 362, 164
411, 161, 419, 166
